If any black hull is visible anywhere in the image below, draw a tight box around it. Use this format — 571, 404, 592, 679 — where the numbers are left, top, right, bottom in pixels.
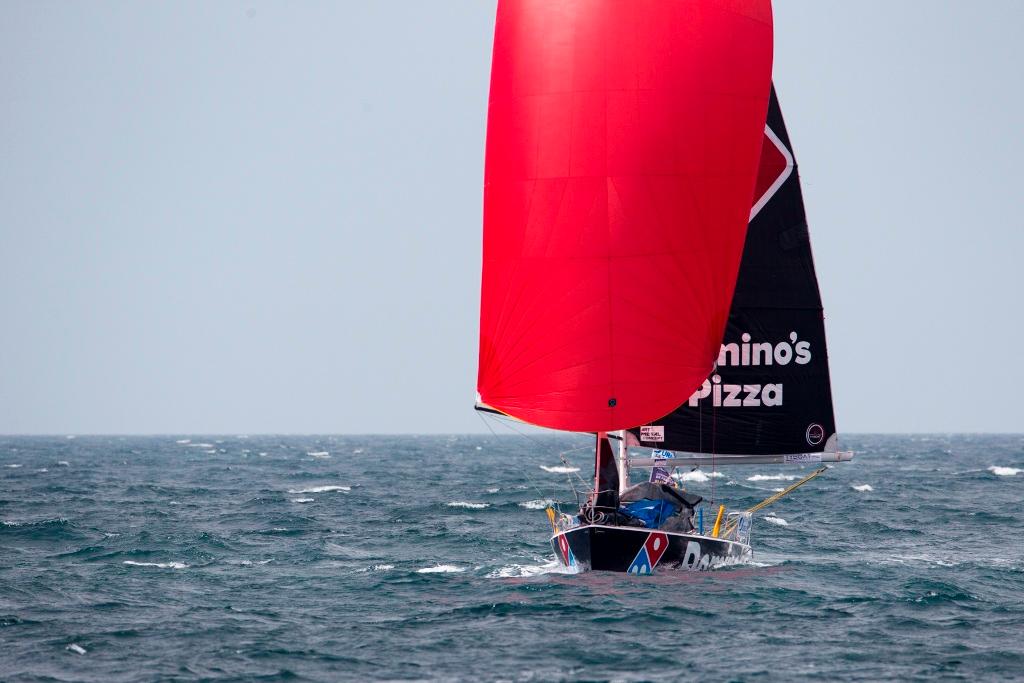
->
551, 524, 750, 574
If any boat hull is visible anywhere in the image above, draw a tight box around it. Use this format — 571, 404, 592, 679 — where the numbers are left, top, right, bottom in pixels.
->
551, 524, 749, 574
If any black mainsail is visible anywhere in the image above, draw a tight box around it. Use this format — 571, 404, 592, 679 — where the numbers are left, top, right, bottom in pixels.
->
627, 86, 839, 458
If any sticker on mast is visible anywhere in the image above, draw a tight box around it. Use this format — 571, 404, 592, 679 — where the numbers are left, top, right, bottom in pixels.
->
640, 426, 665, 443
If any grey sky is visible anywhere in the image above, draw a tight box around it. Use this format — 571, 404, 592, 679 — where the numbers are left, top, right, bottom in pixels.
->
1, 2, 1021, 434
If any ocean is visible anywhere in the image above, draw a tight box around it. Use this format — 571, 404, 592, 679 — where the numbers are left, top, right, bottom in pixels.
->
1, 434, 1022, 681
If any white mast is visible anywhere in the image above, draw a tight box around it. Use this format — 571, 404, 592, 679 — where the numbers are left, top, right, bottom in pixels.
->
617, 430, 630, 494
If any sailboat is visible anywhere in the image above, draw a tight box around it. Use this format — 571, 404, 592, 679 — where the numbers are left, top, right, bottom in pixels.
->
476, 0, 851, 573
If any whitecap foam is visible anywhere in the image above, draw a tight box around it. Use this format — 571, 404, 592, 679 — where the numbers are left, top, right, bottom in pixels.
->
66, 643, 87, 655
672, 470, 726, 483
176, 439, 191, 444
447, 501, 489, 509
353, 448, 364, 454
123, 560, 188, 569
57, 461, 70, 467
290, 498, 314, 503
748, 474, 800, 482
416, 564, 465, 574
485, 487, 500, 494
65, 435, 76, 440
519, 499, 556, 510
236, 559, 273, 566
307, 451, 331, 458
989, 466, 1021, 476
361, 563, 394, 572
763, 516, 789, 526
852, 484, 874, 492
287, 485, 350, 494
5, 464, 22, 469
539, 465, 579, 473
190, 443, 214, 448
35, 468, 48, 473
487, 559, 573, 578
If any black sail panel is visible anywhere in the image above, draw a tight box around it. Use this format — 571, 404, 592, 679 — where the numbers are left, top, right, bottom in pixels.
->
627, 86, 837, 455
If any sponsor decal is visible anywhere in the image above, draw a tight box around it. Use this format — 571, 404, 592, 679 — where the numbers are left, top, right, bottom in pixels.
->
805, 423, 824, 446
681, 540, 713, 571
627, 532, 669, 575
556, 533, 575, 567
649, 467, 672, 485
649, 449, 675, 484
687, 331, 812, 409
784, 453, 822, 464
640, 426, 665, 443
750, 124, 795, 220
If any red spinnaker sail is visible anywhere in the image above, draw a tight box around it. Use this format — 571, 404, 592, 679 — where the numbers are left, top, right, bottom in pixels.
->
478, 0, 774, 432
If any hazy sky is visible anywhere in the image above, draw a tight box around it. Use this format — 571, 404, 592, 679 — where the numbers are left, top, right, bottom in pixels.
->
1, 2, 1021, 434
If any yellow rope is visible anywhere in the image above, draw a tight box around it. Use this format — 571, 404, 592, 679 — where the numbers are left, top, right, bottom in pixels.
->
723, 466, 828, 537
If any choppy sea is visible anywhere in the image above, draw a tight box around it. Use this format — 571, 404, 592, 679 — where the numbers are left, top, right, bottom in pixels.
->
1, 434, 1022, 681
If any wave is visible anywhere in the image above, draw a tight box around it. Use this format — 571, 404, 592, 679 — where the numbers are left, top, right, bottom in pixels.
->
485, 487, 500, 494
57, 461, 70, 466
287, 485, 350, 494
446, 501, 489, 509
852, 484, 874, 492
989, 466, 1021, 476
176, 439, 191, 444
416, 564, 465, 574
763, 516, 789, 526
123, 561, 188, 570
307, 451, 331, 458
66, 643, 87, 655
539, 465, 579, 473
290, 498, 314, 503
748, 474, 800, 482
519, 499, 556, 510
5, 464, 22, 469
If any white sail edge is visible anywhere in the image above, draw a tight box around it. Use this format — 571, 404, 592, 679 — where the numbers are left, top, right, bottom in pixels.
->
627, 451, 853, 467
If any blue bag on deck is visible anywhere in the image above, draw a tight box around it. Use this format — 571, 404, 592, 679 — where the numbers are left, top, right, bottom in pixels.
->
621, 499, 679, 528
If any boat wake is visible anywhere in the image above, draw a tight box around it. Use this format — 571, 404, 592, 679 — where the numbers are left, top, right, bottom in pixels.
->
487, 558, 576, 578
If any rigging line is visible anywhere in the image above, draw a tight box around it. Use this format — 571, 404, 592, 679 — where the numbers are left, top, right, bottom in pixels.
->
711, 364, 718, 503
474, 410, 553, 507
559, 452, 590, 493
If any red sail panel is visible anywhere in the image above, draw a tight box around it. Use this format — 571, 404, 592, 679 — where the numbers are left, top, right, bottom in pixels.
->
478, 0, 774, 432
